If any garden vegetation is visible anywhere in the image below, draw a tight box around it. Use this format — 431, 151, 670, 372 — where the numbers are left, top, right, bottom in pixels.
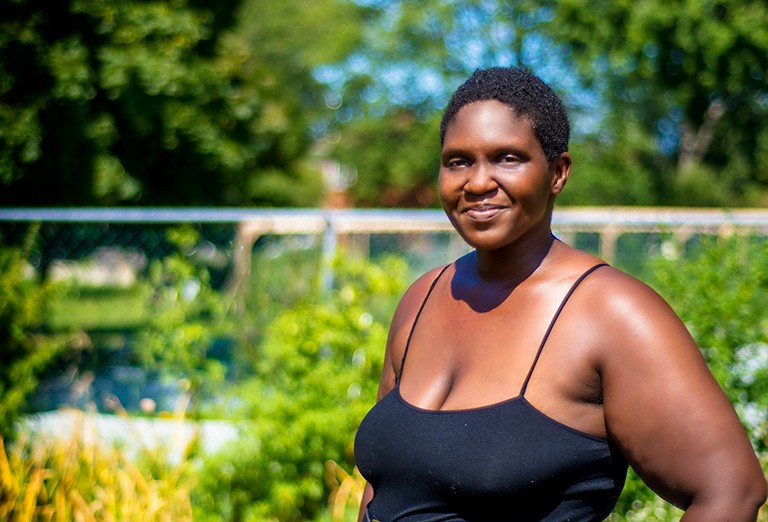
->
1, 226, 767, 521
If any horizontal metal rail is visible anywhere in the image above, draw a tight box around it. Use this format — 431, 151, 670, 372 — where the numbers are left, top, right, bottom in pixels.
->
2, 206, 768, 230
3, 207, 766, 265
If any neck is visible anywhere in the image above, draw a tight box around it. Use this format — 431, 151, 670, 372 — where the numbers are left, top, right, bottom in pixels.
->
474, 232, 556, 284
451, 233, 558, 314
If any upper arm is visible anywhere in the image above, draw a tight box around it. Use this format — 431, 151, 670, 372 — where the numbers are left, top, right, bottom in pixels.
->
595, 271, 765, 513
376, 265, 449, 401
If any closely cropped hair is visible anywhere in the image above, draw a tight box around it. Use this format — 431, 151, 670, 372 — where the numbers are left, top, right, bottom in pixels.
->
440, 67, 570, 161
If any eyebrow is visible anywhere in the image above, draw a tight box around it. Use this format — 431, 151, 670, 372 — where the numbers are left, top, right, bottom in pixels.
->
441, 145, 529, 158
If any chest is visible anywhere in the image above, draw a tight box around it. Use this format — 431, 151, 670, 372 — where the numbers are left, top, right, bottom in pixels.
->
402, 292, 598, 403
355, 389, 625, 519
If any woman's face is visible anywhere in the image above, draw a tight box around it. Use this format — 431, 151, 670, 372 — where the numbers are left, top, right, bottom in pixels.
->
438, 99, 569, 253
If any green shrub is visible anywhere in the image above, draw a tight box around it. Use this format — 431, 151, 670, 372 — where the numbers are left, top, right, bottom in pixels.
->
230, 237, 324, 379
0, 226, 67, 438
192, 253, 409, 522
649, 235, 768, 438
133, 226, 233, 414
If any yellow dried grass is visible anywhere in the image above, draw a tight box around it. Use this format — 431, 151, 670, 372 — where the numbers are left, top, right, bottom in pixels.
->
0, 412, 195, 522
325, 460, 365, 522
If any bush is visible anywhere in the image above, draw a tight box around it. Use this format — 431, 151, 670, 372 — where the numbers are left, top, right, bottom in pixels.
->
192, 253, 409, 522
133, 226, 233, 415
649, 235, 768, 441
0, 225, 67, 438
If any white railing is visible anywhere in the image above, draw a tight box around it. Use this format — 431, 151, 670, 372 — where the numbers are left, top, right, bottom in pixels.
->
2, 206, 767, 263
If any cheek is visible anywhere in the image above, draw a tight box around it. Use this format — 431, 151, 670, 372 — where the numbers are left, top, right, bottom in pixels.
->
518, 168, 554, 199
437, 170, 453, 198
437, 173, 457, 214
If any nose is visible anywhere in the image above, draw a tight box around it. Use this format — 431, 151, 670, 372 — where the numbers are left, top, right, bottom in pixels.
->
464, 161, 497, 195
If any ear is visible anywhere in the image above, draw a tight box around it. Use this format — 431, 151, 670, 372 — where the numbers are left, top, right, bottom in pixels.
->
550, 152, 571, 195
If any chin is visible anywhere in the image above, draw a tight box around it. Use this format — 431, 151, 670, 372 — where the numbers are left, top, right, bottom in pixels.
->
456, 230, 515, 252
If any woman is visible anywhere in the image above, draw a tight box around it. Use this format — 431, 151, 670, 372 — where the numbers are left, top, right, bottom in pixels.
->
354, 67, 766, 521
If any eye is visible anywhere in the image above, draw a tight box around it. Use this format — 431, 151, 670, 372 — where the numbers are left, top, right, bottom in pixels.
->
498, 154, 520, 164
445, 157, 470, 168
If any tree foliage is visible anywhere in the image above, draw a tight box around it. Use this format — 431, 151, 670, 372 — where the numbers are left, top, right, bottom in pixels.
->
329, 110, 442, 207
0, 0, 363, 207
323, 0, 768, 207
322, 0, 577, 207
533, 0, 768, 205
2, 0, 767, 207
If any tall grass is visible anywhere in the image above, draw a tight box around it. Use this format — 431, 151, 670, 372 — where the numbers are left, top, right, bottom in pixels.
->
0, 414, 195, 522
324, 461, 365, 522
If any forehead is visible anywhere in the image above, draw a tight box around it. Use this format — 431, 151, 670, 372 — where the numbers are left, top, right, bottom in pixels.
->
442, 99, 538, 148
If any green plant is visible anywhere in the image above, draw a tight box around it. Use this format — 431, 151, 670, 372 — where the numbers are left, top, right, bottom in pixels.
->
0, 225, 68, 438
649, 235, 768, 423
229, 237, 324, 379
0, 418, 195, 521
192, 253, 409, 522
133, 226, 233, 415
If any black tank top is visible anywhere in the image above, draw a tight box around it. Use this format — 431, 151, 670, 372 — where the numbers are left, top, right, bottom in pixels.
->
354, 264, 627, 521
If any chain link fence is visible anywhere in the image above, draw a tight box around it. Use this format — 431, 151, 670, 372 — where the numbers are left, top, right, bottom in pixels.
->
2, 207, 767, 414
5, 206, 768, 275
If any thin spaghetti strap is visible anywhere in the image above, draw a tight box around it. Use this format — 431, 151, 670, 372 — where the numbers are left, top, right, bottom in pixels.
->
397, 264, 452, 383
519, 263, 609, 396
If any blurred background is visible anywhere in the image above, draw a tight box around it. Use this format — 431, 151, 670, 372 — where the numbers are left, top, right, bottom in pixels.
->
1, 0, 767, 520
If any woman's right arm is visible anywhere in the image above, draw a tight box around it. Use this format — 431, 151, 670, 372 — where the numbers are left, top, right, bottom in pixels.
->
356, 266, 450, 522
357, 484, 374, 522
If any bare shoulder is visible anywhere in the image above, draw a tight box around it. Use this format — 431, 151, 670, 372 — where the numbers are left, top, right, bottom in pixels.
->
571, 264, 687, 347
392, 264, 451, 327
547, 244, 682, 341
379, 264, 451, 396
557, 260, 706, 381
576, 265, 766, 513
571, 262, 716, 391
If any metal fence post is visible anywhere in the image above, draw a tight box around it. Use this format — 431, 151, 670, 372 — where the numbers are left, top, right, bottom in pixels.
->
321, 215, 337, 291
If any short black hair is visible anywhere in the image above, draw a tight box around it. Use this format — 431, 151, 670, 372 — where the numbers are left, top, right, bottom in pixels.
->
440, 67, 570, 161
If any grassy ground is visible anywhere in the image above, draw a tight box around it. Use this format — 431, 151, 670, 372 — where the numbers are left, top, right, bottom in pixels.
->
46, 286, 150, 331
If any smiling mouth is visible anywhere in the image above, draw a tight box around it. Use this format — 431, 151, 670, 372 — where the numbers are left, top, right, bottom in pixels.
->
463, 205, 505, 221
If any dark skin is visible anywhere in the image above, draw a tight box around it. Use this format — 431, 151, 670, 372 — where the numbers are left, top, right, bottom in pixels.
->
358, 100, 766, 521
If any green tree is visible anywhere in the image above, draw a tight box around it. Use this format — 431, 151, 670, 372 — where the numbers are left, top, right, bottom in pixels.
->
543, 0, 768, 206
0, 0, 364, 207
323, 1, 635, 208
329, 110, 442, 206
322, 0, 768, 208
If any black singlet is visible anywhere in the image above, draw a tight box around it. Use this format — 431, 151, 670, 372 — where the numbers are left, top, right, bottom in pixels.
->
354, 263, 627, 521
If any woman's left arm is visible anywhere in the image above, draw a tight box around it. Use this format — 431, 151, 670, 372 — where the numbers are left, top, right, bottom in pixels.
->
596, 271, 766, 520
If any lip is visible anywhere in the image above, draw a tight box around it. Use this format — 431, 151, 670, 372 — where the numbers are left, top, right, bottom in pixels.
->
462, 204, 506, 221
